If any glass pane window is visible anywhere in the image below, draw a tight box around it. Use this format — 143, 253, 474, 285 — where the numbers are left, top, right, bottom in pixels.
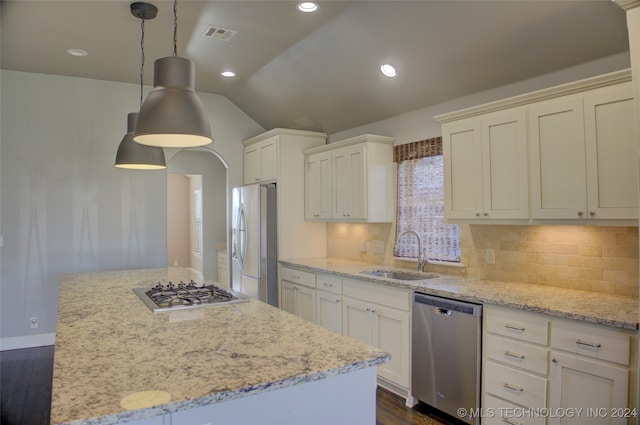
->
394, 155, 461, 263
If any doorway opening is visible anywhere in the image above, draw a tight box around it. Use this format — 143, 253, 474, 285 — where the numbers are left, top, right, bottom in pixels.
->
167, 173, 203, 273
166, 148, 229, 284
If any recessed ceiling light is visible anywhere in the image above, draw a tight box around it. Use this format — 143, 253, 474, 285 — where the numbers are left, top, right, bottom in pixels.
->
221, 71, 236, 78
380, 64, 397, 78
67, 48, 88, 57
297, 2, 319, 13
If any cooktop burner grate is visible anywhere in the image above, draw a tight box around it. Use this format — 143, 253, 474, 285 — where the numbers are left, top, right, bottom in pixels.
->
134, 280, 249, 313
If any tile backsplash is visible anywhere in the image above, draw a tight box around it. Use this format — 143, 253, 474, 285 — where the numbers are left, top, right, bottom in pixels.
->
327, 223, 639, 297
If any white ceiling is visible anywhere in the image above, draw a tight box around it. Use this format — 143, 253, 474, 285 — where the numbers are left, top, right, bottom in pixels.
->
0, 1, 630, 135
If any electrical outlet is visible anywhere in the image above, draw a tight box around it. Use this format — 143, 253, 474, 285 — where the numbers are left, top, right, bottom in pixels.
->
30, 317, 38, 329
360, 240, 367, 253
486, 249, 496, 265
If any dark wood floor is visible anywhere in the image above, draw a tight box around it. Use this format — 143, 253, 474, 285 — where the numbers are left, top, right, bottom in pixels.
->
1, 346, 55, 425
1, 346, 460, 425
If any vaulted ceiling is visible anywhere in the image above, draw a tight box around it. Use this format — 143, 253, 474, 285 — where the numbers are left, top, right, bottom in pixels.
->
1, 1, 630, 134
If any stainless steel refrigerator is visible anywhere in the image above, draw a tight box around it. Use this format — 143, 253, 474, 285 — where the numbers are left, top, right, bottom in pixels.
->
231, 183, 278, 307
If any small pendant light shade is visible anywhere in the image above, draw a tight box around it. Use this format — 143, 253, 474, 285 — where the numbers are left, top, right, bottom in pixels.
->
133, 56, 212, 148
115, 113, 166, 169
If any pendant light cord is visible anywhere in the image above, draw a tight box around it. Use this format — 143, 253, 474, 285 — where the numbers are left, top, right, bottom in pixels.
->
139, 16, 146, 108
173, 0, 178, 57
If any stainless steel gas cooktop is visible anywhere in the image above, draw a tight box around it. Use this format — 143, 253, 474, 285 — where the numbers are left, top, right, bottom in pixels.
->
134, 280, 249, 313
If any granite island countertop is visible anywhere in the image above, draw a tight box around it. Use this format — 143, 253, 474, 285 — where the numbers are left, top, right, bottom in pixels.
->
51, 268, 389, 425
280, 257, 639, 331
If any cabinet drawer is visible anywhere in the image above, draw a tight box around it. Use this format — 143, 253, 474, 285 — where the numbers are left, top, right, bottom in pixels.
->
483, 394, 546, 425
342, 279, 410, 311
484, 361, 547, 408
280, 267, 316, 288
551, 320, 630, 366
485, 334, 548, 375
485, 306, 548, 346
316, 274, 342, 294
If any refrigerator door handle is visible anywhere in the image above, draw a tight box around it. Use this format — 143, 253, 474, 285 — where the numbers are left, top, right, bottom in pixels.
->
238, 207, 247, 267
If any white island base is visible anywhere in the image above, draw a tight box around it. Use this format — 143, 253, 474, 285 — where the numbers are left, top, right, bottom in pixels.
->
126, 367, 377, 425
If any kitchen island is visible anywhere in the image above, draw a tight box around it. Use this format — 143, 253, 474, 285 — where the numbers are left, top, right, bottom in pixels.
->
51, 268, 389, 425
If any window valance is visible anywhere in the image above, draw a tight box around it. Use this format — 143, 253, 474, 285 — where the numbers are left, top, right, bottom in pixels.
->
393, 137, 442, 163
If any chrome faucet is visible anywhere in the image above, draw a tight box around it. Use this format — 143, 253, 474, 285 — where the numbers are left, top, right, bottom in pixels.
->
398, 230, 428, 272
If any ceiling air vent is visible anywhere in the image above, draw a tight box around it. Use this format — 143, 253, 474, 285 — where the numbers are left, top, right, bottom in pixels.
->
202, 25, 237, 42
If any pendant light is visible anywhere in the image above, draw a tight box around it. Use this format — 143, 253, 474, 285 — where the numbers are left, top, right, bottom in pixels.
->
133, 0, 212, 148
115, 2, 166, 170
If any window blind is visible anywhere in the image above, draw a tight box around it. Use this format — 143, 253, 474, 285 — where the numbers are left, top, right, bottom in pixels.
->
393, 138, 461, 263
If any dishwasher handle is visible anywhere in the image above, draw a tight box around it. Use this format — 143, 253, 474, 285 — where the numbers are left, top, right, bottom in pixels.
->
413, 292, 482, 316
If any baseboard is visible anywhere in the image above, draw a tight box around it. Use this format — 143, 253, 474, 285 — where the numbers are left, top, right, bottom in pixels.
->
0, 333, 56, 351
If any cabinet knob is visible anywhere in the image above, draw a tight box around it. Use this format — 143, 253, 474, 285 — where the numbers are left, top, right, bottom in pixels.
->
254, 178, 260, 182
577, 211, 584, 217
335, 299, 340, 303
483, 212, 489, 217
552, 357, 559, 364
589, 211, 595, 217
475, 213, 481, 217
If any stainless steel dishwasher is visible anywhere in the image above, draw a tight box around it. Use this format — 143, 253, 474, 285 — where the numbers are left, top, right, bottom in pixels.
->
412, 292, 482, 425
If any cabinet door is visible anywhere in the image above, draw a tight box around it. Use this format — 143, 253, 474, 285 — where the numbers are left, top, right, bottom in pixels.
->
442, 118, 484, 219
549, 351, 629, 425
297, 285, 316, 323
259, 137, 278, 182
333, 144, 366, 220
583, 84, 637, 220
244, 144, 261, 184
244, 137, 278, 184
316, 290, 342, 334
482, 109, 529, 219
281, 280, 298, 316
373, 306, 410, 388
342, 297, 374, 345
529, 97, 587, 220
305, 152, 332, 220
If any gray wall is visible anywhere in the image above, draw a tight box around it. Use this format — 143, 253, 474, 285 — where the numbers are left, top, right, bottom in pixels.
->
329, 53, 631, 144
0, 70, 263, 345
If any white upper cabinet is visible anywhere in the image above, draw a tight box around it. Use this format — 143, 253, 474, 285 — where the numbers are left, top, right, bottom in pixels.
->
437, 69, 636, 225
442, 108, 528, 221
528, 97, 587, 220
242, 129, 327, 259
305, 151, 333, 220
584, 84, 637, 220
304, 134, 394, 223
529, 82, 637, 221
243, 135, 278, 184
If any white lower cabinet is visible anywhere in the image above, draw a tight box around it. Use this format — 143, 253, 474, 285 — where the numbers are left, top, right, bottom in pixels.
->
280, 267, 317, 323
281, 280, 316, 323
548, 319, 632, 425
316, 291, 342, 334
483, 305, 635, 425
315, 274, 343, 333
342, 279, 411, 391
484, 393, 546, 425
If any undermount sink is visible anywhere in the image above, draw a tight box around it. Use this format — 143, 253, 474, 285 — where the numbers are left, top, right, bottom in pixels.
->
360, 270, 438, 281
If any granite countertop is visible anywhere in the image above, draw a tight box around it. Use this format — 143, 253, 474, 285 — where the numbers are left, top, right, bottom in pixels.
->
51, 268, 389, 425
280, 258, 639, 331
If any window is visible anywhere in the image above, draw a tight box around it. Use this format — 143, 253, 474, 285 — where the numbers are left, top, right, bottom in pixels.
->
393, 138, 461, 263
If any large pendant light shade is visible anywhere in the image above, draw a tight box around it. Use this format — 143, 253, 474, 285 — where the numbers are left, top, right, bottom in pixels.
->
114, 1, 166, 170
133, 57, 212, 148
116, 112, 166, 169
